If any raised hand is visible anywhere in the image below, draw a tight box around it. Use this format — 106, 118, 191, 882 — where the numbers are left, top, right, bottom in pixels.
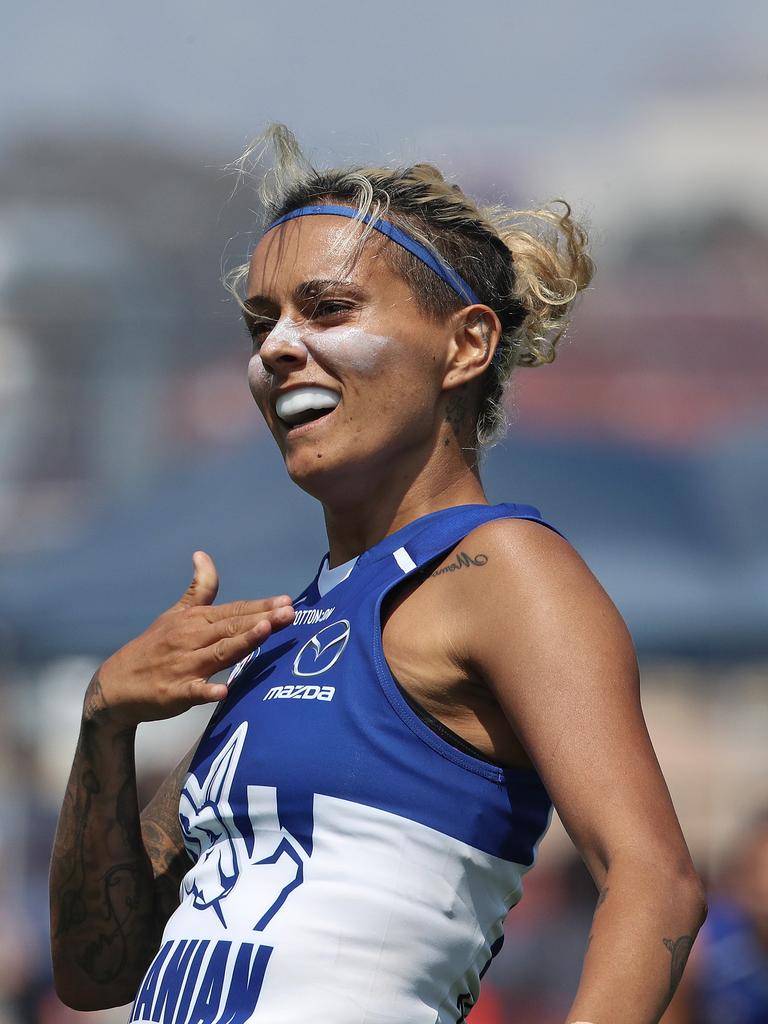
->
85, 550, 294, 728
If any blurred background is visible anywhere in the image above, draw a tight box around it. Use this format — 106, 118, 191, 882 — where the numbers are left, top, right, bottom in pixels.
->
1, 2, 766, 1022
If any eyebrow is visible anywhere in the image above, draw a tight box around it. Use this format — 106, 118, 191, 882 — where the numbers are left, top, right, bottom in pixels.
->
296, 277, 359, 302
243, 278, 364, 318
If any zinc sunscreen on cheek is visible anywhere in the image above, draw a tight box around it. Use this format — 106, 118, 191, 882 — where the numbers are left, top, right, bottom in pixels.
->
302, 326, 397, 375
247, 356, 271, 397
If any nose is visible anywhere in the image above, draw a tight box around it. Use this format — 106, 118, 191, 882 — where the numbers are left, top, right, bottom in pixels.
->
258, 318, 310, 374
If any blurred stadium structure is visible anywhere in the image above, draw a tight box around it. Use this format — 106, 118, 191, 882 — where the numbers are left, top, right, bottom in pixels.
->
1, 35, 767, 1024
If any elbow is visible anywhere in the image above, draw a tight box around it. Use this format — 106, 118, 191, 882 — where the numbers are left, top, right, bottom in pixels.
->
52, 978, 99, 1012
54, 984, 134, 1013
53, 978, 105, 1013
687, 870, 708, 929
607, 850, 708, 929
664, 860, 708, 930
55, 991, 106, 1013
52, 964, 136, 1012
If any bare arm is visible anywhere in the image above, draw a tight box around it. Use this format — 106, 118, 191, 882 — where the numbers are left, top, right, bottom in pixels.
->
455, 520, 707, 1024
50, 703, 194, 1009
50, 687, 151, 1010
49, 552, 294, 1010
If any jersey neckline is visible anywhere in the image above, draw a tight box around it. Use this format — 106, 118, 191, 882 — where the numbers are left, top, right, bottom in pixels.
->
317, 554, 359, 597
305, 502, 551, 606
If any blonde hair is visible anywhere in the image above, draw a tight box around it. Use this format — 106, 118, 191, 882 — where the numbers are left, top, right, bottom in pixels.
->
225, 124, 594, 446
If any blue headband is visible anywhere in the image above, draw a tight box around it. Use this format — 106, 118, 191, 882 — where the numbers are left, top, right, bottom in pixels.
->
265, 203, 481, 306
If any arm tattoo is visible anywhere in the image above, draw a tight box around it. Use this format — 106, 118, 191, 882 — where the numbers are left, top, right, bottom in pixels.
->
140, 756, 195, 921
52, 717, 157, 989
663, 934, 694, 1001
140, 821, 190, 922
431, 551, 489, 577
82, 672, 106, 722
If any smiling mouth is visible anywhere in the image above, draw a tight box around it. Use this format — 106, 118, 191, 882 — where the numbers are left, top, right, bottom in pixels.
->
275, 385, 340, 431
284, 407, 335, 428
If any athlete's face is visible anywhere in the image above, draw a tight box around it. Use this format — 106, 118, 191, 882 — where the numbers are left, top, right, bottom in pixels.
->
245, 215, 464, 499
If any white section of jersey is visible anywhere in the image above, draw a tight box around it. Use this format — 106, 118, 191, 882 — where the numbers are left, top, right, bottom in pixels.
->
157, 793, 526, 1023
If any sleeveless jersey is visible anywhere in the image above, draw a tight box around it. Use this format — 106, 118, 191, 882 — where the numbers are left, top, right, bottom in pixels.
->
130, 502, 563, 1024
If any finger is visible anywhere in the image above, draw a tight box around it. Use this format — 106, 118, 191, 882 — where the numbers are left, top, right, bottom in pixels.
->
203, 594, 293, 622
200, 605, 295, 646
187, 679, 230, 705
196, 618, 275, 674
175, 551, 220, 610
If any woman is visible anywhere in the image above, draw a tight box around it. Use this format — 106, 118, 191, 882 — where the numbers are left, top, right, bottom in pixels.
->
50, 126, 706, 1023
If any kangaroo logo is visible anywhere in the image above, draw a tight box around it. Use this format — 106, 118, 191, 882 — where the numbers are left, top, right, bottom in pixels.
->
179, 722, 309, 930
292, 619, 351, 677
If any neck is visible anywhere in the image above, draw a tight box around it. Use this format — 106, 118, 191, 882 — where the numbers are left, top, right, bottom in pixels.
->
321, 443, 487, 566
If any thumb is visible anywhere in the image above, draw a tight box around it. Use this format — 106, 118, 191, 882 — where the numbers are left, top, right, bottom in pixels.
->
175, 550, 220, 609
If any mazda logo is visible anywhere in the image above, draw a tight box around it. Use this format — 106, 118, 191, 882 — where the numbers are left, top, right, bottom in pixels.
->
292, 620, 351, 677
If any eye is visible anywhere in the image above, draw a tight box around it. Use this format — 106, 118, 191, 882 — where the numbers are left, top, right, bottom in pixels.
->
245, 315, 276, 348
312, 299, 353, 320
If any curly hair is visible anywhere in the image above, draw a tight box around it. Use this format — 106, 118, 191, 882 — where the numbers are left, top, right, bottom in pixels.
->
224, 124, 594, 446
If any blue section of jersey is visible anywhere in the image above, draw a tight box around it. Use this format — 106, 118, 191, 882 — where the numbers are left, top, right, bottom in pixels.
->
190, 503, 561, 866
696, 899, 768, 1024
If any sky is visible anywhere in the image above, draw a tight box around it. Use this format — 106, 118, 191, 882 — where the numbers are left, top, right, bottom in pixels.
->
2, 0, 766, 255
3, 0, 766, 169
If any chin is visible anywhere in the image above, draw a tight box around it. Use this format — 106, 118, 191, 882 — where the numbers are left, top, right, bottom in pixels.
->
282, 444, 341, 490
282, 441, 378, 505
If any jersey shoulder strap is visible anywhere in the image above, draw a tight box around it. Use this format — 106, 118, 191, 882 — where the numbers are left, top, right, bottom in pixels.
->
358, 501, 565, 578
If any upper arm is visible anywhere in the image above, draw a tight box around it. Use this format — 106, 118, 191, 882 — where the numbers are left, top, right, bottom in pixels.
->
456, 519, 692, 885
140, 744, 196, 919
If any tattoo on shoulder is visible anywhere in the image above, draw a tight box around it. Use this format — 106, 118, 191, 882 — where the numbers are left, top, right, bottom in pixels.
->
663, 934, 694, 1000
431, 551, 489, 578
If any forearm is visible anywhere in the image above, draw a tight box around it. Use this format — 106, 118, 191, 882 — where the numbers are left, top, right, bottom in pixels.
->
49, 678, 160, 1009
566, 858, 707, 1024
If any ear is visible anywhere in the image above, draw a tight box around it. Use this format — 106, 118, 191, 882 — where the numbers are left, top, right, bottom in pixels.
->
442, 305, 502, 391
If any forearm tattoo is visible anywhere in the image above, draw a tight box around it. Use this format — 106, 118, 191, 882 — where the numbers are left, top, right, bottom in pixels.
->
140, 762, 193, 922
583, 884, 694, 1005
663, 934, 694, 1001
51, 698, 159, 992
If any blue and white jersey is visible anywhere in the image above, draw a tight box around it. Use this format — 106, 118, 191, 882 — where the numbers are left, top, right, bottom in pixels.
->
130, 503, 562, 1024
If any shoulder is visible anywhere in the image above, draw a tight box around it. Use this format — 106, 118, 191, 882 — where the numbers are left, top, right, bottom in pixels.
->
460, 514, 576, 564
442, 514, 599, 603
438, 515, 636, 669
